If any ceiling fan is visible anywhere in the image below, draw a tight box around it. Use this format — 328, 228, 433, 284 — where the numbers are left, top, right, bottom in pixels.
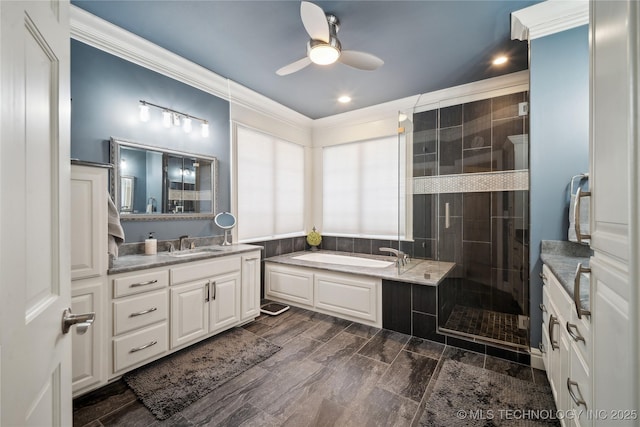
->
276, 1, 384, 76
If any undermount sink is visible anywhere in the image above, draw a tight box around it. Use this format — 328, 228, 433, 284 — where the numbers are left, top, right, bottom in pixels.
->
168, 247, 222, 258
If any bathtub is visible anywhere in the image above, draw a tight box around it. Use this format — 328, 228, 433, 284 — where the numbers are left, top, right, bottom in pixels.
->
292, 252, 394, 268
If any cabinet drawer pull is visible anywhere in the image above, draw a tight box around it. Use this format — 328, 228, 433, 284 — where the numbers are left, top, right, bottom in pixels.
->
129, 340, 158, 353
566, 322, 586, 343
548, 314, 559, 350
567, 378, 588, 409
212, 281, 217, 300
130, 279, 158, 288
129, 307, 158, 317
205, 280, 210, 302
574, 188, 591, 243
539, 343, 546, 354
539, 303, 547, 313
245, 257, 260, 261
574, 263, 591, 319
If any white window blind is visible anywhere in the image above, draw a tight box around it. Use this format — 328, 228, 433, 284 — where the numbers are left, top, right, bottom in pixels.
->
323, 135, 405, 238
237, 126, 304, 242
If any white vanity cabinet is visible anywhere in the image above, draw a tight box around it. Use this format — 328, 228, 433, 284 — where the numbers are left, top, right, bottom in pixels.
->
170, 256, 242, 349
265, 262, 382, 327
241, 252, 261, 320
70, 164, 109, 396
109, 268, 170, 376
541, 264, 592, 427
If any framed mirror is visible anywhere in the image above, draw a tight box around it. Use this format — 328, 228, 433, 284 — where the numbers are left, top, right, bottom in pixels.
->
110, 137, 218, 220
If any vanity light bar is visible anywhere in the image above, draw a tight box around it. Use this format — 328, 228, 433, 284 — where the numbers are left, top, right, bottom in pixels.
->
139, 100, 209, 137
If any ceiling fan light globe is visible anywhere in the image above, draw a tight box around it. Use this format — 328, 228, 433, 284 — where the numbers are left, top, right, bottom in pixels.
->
308, 37, 341, 65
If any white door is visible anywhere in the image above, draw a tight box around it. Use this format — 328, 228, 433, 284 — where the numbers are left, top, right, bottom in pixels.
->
0, 1, 72, 425
589, 0, 639, 420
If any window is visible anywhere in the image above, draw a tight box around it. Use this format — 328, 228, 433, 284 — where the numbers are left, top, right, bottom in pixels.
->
236, 125, 305, 242
323, 135, 406, 238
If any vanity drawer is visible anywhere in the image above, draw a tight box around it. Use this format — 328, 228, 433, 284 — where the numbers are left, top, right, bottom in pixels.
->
113, 323, 168, 373
568, 310, 592, 367
113, 270, 168, 298
113, 290, 168, 336
170, 256, 240, 285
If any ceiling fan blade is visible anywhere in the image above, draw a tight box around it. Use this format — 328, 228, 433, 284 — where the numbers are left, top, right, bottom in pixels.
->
300, 1, 330, 43
276, 57, 312, 76
339, 50, 384, 71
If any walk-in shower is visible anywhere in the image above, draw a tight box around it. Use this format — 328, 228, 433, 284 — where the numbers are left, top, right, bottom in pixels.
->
404, 90, 530, 350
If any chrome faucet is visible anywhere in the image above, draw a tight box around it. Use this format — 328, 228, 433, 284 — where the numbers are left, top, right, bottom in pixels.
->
179, 235, 189, 251
379, 247, 410, 266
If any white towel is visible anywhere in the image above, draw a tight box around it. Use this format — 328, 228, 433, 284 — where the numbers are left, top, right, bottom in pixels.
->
107, 193, 125, 258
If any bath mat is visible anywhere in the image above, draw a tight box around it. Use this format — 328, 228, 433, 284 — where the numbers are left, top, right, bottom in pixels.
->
419, 360, 559, 426
123, 327, 281, 420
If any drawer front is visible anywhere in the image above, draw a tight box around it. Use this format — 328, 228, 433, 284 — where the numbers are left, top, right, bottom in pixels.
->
113, 270, 168, 298
567, 313, 591, 367
113, 290, 168, 336
171, 256, 240, 285
544, 265, 573, 317
568, 345, 592, 425
113, 323, 168, 373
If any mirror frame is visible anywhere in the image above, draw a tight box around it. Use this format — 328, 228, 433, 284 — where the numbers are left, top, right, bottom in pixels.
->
110, 137, 218, 221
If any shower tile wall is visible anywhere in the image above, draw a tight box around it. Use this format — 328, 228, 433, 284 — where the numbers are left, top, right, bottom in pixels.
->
412, 92, 530, 344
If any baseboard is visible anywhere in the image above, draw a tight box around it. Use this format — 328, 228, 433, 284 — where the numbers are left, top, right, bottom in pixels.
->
529, 347, 545, 370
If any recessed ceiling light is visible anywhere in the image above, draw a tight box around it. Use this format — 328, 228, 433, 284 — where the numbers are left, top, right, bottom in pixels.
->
493, 56, 508, 65
338, 95, 351, 103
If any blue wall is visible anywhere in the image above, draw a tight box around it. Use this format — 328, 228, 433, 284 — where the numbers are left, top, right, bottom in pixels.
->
71, 40, 230, 242
529, 25, 589, 346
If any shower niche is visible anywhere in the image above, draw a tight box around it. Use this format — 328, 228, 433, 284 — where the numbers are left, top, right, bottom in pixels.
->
409, 91, 530, 350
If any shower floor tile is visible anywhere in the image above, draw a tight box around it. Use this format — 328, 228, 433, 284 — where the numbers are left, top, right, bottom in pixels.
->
441, 305, 528, 348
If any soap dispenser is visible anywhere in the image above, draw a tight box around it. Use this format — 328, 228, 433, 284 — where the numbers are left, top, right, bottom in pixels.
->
145, 232, 157, 255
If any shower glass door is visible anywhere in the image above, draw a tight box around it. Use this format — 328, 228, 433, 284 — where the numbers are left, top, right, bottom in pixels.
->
406, 92, 530, 350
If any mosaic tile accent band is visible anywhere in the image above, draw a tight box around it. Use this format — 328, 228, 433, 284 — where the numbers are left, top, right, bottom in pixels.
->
413, 170, 529, 194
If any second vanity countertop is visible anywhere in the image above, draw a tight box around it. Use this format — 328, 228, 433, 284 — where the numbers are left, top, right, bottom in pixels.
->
264, 250, 456, 286
109, 243, 263, 275
540, 240, 592, 311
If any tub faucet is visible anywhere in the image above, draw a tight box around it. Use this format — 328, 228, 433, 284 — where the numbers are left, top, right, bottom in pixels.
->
179, 235, 189, 251
379, 247, 410, 266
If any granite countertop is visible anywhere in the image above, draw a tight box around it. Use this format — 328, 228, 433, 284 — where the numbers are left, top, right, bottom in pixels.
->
264, 250, 456, 286
540, 240, 592, 311
109, 243, 263, 274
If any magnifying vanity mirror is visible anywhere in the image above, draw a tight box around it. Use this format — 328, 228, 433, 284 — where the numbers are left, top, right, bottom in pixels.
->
214, 212, 236, 245
110, 137, 218, 220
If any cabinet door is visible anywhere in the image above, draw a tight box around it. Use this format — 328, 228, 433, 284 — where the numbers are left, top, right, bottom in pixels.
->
71, 165, 107, 280
209, 271, 241, 334
241, 252, 261, 321
170, 280, 209, 349
71, 277, 106, 396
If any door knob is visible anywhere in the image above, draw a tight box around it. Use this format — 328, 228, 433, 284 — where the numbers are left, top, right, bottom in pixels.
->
61, 308, 95, 335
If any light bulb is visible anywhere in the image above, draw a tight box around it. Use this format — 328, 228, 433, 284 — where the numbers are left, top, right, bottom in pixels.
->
201, 122, 209, 138
139, 102, 150, 122
163, 110, 172, 128
309, 44, 340, 65
183, 117, 192, 133
172, 113, 181, 127
493, 55, 508, 65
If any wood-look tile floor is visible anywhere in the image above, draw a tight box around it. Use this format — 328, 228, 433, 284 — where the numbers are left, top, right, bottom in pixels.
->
73, 305, 549, 427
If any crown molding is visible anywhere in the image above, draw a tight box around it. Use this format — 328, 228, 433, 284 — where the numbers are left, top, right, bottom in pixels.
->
511, 0, 589, 41
70, 5, 312, 129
